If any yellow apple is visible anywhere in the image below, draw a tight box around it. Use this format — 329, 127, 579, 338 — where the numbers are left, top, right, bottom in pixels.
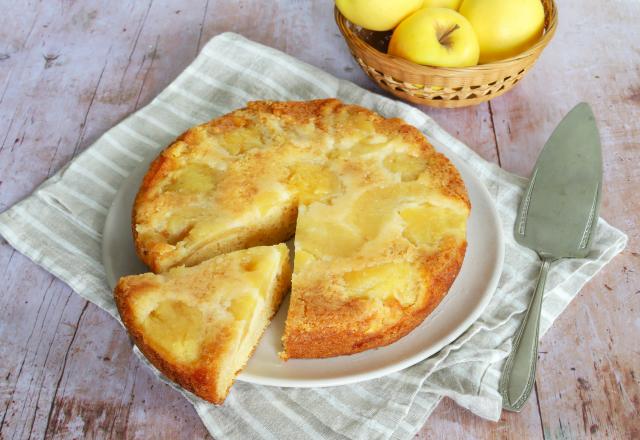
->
336, 0, 423, 31
459, 0, 545, 63
422, 0, 463, 10
388, 8, 479, 68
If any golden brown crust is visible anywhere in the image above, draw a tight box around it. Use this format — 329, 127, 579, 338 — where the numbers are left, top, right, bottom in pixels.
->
114, 245, 291, 404
131, 152, 169, 271
281, 243, 466, 359
115, 277, 230, 403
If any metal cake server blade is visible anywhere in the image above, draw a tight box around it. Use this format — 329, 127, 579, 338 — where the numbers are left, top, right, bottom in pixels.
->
499, 103, 603, 412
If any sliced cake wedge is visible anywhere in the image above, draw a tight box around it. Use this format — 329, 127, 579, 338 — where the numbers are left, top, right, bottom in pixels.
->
114, 244, 291, 404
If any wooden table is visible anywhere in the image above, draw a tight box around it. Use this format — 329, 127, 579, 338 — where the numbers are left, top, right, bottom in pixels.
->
1, 1, 638, 438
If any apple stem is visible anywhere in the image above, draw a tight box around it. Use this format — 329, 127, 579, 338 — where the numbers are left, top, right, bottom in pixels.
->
437, 24, 460, 48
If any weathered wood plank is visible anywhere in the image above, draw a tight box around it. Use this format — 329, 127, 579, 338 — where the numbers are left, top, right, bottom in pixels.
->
0, 0, 212, 439
1, 0, 637, 439
0, 253, 86, 439
0, 0, 46, 135
418, 396, 544, 440
0, 0, 146, 436
37, 0, 216, 436
0, 2, 113, 436
489, 0, 640, 438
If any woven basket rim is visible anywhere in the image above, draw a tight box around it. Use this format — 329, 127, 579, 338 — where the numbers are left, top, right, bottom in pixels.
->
335, 0, 558, 74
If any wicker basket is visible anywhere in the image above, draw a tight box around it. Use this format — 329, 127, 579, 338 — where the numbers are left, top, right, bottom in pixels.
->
335, 1, 557, 108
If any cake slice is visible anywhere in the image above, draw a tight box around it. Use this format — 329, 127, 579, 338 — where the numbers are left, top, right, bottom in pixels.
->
114, 244, 291, 404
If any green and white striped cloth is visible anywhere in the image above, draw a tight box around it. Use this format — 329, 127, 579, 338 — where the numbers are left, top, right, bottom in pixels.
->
0, 33, 626, 439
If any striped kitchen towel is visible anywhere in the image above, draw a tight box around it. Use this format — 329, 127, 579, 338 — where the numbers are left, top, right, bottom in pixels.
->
0, 33, 627, 439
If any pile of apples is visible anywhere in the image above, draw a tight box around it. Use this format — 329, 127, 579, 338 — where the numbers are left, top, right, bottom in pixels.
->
337, 0, 545, 67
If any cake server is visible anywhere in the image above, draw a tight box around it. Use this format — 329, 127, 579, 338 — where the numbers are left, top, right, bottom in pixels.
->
499, 102, 602, 412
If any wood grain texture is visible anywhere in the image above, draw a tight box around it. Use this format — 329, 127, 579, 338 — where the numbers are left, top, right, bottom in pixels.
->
486, 0, 640, 438
0, 0, 637, 439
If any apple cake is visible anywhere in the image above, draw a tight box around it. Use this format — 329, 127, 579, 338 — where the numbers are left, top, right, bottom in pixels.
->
132, 98, 470, 359
114, 244, 291, 404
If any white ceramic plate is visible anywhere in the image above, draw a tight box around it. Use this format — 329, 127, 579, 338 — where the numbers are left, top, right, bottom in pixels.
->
103, 144, 504, 388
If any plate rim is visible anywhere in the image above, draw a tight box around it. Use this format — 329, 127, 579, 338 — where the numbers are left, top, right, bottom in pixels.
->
102, 143, 504, 389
